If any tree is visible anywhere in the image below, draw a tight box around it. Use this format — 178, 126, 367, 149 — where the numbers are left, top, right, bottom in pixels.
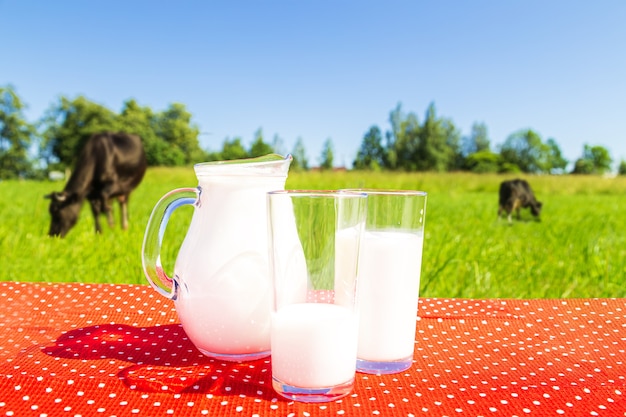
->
119, 101, 205, 165
40, 97, 205, 167
387, 103, 420, 171
462, 122, 490, 156
117, 99, 170, 166
545, 138, 568, 174
500, 129, 552, 173
571, 144, 612, 175
271, 134, 287, 157
220, 137, 248, 160
587, 144, 612, 174
319, 138, 334, 170
571, 158, 594, 175
383, 131, 397, 169
40, 95, 117, 169
117, 99, 154, 139
0, 85, 36, 179
290, 137, 309, 171
415, 103, 460, 171
619, 160, 626, 176
442, 117, 463, 171
353, 125, 385, 170
155, 103, 204, 164
248, 128, 274, 157
385, 102, 462, 172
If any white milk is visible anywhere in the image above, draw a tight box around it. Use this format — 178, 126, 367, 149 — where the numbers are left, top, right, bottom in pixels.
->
175, 251, 272, 358
357, 230, 423, 361
333, 225, 362, 309
173, 177, 285, 359
271, 303, 358, 388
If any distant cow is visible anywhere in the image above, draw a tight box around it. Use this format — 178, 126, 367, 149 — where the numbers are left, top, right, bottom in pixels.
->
498, 179, 542, 224
46, 132, 147, 237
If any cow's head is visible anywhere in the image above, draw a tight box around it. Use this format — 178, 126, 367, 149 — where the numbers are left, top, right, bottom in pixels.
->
531, 201, 543, 217
45, 191, 81, 237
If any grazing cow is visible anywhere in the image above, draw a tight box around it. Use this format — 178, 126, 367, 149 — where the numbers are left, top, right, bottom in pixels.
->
498, 179, 542, 224
46, 132, 147, 237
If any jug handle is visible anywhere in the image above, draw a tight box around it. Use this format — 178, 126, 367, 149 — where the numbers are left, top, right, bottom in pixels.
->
141, 187, 199, 300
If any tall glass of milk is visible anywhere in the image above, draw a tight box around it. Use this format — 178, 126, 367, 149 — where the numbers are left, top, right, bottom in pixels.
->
267, 190, 367, 402
344, 189, 427, 374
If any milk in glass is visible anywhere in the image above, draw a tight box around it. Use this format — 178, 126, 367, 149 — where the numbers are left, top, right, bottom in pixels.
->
271, 303, 357, 387
356, 230, 424, 361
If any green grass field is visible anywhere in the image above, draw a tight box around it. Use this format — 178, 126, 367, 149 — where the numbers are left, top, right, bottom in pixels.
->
1, 168, 625, 299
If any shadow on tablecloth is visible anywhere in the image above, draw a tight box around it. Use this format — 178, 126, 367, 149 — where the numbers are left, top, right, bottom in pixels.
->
42, 323, 276, 399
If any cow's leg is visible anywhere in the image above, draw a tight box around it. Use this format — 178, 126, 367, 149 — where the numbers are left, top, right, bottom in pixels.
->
98, 183, 116, 228
104, 199, 115, 228
101, 193, 114, 228
89, 199, 103, 234
511, 199, 522, 220
118, 195, 129, 230
501, 202, 513, 224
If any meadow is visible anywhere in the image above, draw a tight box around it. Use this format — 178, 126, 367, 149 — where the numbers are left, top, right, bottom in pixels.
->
1, 168, 625, 299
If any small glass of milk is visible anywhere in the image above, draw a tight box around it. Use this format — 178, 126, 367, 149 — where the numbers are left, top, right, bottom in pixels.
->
343, 189, 427, 374
267, 190, 367, 402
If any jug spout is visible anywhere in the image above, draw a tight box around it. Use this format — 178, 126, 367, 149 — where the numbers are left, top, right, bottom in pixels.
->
194, 153, 293, 177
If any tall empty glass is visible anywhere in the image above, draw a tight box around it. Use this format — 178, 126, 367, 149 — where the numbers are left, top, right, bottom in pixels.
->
346, 189, 427, 374
267, 190, 367, 402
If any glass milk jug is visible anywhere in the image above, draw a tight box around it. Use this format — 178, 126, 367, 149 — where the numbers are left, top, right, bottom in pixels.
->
141, 154, 292, 361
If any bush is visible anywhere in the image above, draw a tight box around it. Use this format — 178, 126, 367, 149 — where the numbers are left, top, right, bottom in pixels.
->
464, 151, 501, 173
499, 162, 521, 174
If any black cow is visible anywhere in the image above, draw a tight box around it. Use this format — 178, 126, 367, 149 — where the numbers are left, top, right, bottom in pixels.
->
498, 179, 542, 224
46, 132, 147, 237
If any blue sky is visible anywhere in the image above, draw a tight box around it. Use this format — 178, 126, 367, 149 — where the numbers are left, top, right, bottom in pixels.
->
2, 1, 625, 169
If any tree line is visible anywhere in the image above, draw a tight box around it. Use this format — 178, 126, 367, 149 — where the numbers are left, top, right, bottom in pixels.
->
354, 103, 621, 175
1, 84, 624, 180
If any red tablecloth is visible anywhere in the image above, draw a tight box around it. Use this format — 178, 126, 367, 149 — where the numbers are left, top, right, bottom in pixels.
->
0, 281, 624, 416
